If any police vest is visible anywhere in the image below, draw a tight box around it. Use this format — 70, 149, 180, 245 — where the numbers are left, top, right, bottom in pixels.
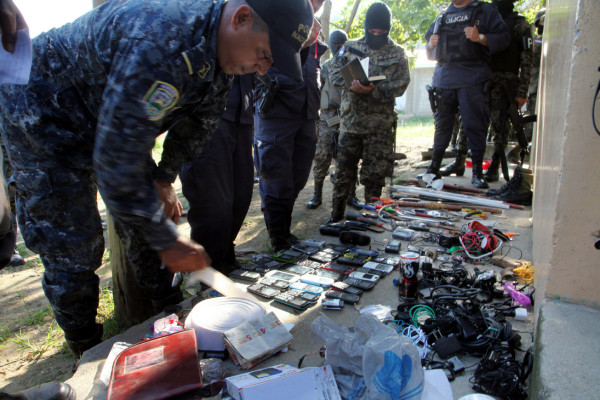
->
438, 1, 486, 63
490, 14, 525, 75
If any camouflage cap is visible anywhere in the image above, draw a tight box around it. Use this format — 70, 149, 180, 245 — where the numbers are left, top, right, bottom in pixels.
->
246, 0, 314, 80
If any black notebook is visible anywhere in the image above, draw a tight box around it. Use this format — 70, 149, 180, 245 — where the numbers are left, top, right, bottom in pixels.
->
340, 57, 385, 88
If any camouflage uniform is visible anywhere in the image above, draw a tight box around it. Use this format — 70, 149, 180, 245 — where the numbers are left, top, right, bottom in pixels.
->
524, 34, 542, 141
313, 58, 342, 184
486, 11, 533, 178
0, 0, 231, 333
330, 37, 410, 206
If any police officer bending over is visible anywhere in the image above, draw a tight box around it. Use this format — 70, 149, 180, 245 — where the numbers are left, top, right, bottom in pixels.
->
0, 0, 313, 356
423, 0, 510, 189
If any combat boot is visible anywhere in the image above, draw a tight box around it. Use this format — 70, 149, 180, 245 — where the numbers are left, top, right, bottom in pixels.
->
306, 179, 323, 209
490, 168, 532, 206
440, 153, 467, 177
417, 150, 444, 181
484, 153, 500, 182
471, 162, 489, 189
347, 185, 362, 210
64, 323, 103, 358
328, 199, 346, 224
486, 166, 523, 196
1, 382, 76, 400
151, 290, 184, 315
363, 186, 382, 205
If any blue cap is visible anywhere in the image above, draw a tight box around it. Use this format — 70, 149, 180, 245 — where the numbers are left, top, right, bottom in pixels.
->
247, 0, 314, 80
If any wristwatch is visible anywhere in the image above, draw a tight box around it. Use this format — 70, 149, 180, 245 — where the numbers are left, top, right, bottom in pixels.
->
478, 33, 485, 42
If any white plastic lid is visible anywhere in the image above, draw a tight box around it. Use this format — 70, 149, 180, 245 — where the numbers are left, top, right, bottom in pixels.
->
184, 297, 265, 351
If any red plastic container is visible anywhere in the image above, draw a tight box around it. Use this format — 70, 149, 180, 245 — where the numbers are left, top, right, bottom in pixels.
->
465, 160, 491, 170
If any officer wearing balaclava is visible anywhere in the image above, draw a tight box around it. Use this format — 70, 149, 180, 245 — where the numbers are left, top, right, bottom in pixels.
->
328, 29, 348, 57
364, 1, 391, 50
326, 2, 411, 223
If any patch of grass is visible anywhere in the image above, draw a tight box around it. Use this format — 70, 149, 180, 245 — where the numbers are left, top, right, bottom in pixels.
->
102, 249, 111, 263
97, 285, 122, 340
23, 305, 53, 326
396, 116, 435, 140
0, 323, 10, 348
9, 322, 62, 360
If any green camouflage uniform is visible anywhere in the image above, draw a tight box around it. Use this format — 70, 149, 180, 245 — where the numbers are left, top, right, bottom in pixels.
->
330, 37, 410, 204
314, 58, 342, 183
489, 13, 533, 154
524, 34, 542, 141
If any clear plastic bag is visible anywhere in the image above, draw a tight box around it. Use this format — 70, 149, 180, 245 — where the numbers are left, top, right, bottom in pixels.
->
312, 313, 423, 400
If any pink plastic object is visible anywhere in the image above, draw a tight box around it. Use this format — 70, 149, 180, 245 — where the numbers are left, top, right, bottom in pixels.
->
504, 283, 531, 307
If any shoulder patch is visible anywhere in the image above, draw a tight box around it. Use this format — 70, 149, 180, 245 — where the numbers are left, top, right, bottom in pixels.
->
143, 81, 179, 121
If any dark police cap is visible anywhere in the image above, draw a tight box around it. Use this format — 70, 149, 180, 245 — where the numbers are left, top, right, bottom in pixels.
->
246, 0, 314, 80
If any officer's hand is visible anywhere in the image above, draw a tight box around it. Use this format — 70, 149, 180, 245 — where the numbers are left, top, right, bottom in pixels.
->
155, 180, 183, 224
464, 26, 480, 42
159, 236, 211, 273
0, 0, 28, 53
516, 97, 527, 109
350, 79, 374, 94
428, 34, 439, 49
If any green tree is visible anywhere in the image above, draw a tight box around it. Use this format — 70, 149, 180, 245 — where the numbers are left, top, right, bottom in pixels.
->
331, 0, 543, 53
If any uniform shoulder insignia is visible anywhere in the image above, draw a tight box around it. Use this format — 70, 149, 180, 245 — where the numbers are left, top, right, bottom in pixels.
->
143, 81, 179, 121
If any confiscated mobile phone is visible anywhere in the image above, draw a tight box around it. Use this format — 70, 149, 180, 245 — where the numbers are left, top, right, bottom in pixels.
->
313, 267, 343, 281
321, 263, 355, 275
355, 266, 386, 277
264, 270, 300, 283
274, 291, 310, 310
372, 256, 401, 267
299, 273, 334, 288
392, 227, 415, 241
343, 277, 375, 291
322, 298, 344, 310
271, 249, 303, 263
324, 289, 360, 304
309, 251, 337, 263
362, 261, 394, 275
337, 252, 370, 267
289, 281, 324, 295
247, 283, 280, 299
331, 281, 363, 296
291, 243, 320, 255
229, 269, 260, 283
348, 271, 380, 283
254, 256, 287, 270
324, 243, 351, 253
385, 239, 402, 254
351, 248, 380, 258
296, 260, 323, 270
283, 264, 314, 276
286, 288, 321, 303
304, 239, 326, 248
259, 277, 291, 290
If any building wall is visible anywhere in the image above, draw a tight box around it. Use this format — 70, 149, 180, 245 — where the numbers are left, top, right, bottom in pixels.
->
532, 0, 600, 311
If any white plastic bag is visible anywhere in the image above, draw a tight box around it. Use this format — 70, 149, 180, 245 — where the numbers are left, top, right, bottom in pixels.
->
312, 313, 423, 400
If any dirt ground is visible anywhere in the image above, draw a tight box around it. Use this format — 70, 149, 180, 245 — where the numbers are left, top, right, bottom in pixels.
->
0, 132, 453, 394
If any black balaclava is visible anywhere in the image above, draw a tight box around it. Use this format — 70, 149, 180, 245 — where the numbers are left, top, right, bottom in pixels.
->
492, 0, 515, 18
329, 29, 348, 57
364, 2, 391, 50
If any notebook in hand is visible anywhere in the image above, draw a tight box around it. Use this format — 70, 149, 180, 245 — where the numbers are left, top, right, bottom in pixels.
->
340, 57, 385, 88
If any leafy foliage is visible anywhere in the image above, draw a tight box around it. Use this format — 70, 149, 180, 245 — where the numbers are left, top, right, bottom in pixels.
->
331, 0, 544, 53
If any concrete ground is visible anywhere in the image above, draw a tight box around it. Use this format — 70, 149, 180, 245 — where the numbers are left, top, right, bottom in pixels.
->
67, 173, 537, 400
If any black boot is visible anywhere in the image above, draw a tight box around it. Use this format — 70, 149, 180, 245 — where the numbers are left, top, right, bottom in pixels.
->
1, 382, 76, 400
487, 166, 523, 196
64, 323, 103, 358
151, 290, 184, 315
440, 153, 467, 177
418, 150, 444, 181
484, 153, 500, 182
306, 179, 323, 209
471, 162, 489, 189
490, 167, 533, 206
328, 199, 346, 224
363, 186, 382, 205
347, 185, 362, 210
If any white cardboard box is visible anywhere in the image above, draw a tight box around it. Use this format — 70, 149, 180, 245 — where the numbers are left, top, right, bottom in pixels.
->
225, 364, 341, 400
